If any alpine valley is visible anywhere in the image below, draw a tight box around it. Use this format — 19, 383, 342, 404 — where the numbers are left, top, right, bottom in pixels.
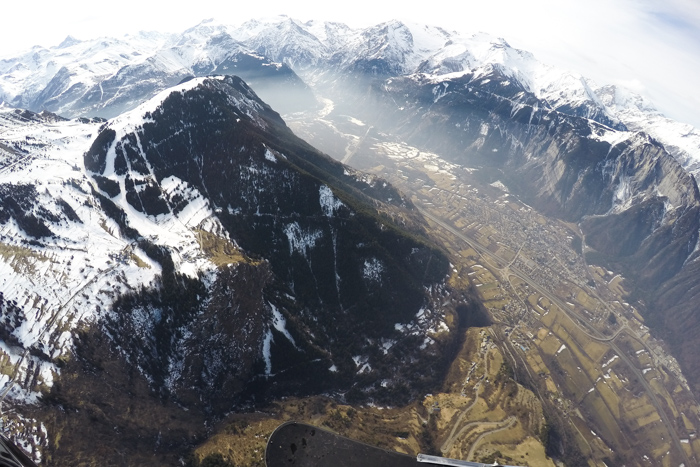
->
1, 16, 700, 467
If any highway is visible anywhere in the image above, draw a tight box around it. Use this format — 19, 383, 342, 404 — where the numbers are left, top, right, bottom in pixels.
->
341, 125, 373, 165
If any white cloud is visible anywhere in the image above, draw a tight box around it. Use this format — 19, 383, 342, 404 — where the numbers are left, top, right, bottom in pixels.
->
615, 79, 646, 95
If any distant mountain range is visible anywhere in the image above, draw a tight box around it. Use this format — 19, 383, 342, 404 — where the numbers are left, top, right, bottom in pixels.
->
1, 16, 699, 176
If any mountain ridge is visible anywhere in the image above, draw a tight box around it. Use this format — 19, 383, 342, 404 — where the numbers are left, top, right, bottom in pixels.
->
2, 17, 698, 178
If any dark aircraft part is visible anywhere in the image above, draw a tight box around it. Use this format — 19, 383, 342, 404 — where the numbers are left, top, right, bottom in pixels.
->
265, 422, 521, 467
265, 421, 417, 467
0, 434, 37, 467
417, 453, 519, 466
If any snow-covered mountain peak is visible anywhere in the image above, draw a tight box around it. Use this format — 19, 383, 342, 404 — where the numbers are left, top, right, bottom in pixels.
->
418, 31, 535, 77
406, 23, 453, 53
302, 20, 355, 51
106, 76, 215, 139
594, 84, 658, 115
0, 33, 166, 112
0, 22, 311, 119
595, 83, 700, 174
0, 16, 698, 173
359, 22, 409, 52
241, 16, 328, 68
416, 34, 627, 129
57, 35, 82, 49
172, 19, 244, 62
233, 17, 452, 74
327, 20, 443, 75
180, 17, 233, 40
231, 15, 297, 42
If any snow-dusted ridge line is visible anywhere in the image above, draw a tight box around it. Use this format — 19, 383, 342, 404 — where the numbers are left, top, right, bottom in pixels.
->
0, 16, 697, 173
106, 76, 223, 137
230, 16, 699, 175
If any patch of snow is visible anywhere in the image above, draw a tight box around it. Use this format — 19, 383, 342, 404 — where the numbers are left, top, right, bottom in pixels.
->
264, 148, 277, 163
319, 184, 345, 217
262, 330, 273, 376
347, 116, 365, 126
489, 180, 508, 192
284, 222, 323, 258
602, 355, 619, 368
363, 258, 384, 282
269, 302, 296, 348
381, 339, 395, 354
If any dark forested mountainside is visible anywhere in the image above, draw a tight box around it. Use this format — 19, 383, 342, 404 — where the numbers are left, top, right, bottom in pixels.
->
78, 76, 452, 410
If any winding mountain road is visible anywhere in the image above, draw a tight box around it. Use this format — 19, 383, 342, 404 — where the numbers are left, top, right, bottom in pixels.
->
440, 337, 518, 459
466, 416, 517, 462
441, 380, 484, 454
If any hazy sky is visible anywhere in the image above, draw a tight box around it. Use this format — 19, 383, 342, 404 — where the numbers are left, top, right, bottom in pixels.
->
2, 0, 700, 127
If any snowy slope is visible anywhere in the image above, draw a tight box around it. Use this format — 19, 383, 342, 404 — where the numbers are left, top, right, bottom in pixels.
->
0, 108, 158, 402
84, 77, 232, 277
0, 81, 235, 404
417, 33, 618, 122
594, 84, 700, 175
233, 16, 329, 68
0, 21, 282, 119
0, 32, 173, 115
